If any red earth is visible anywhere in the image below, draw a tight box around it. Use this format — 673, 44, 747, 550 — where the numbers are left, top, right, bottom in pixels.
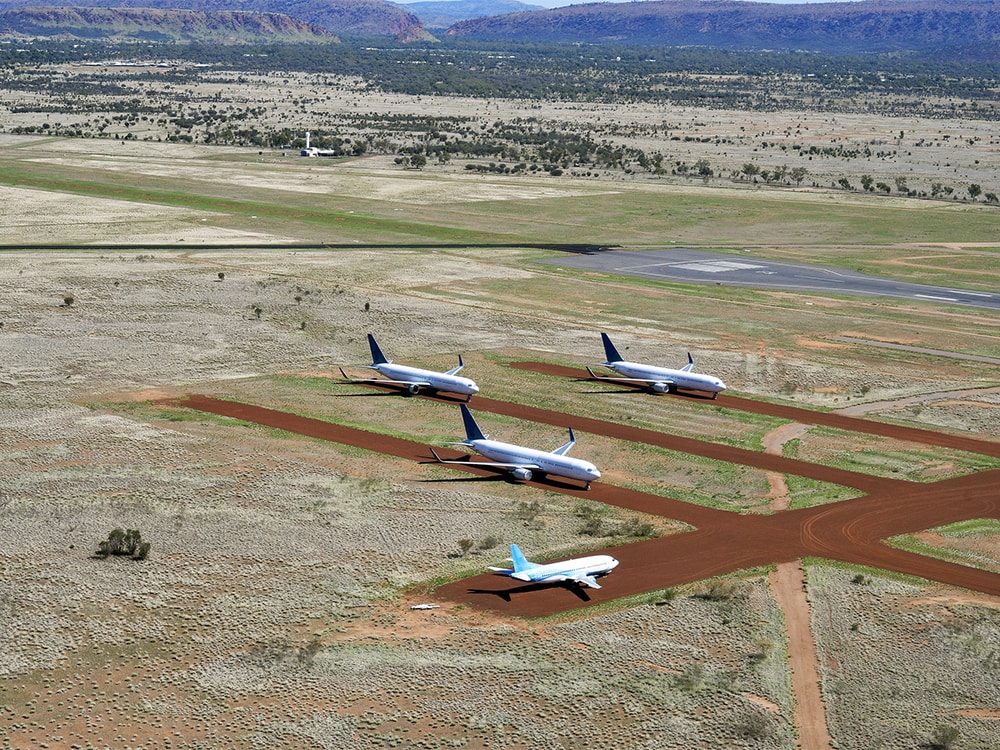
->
178, 364, 1000, 618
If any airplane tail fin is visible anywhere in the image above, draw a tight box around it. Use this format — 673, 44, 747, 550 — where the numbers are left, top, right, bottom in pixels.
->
367, 334, 389, 365
681, 352, 695, 373
601, 332, 624, 363
459, 403, 487, 442
510, 544, 532, 573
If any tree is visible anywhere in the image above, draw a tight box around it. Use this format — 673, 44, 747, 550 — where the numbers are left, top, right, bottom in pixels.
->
790, 167, 808, 185
96, 528, 150, 560
740, 162, 760, 180
410, 153, 427, 170
968, 183, 982, 201
861, 174, 874, 192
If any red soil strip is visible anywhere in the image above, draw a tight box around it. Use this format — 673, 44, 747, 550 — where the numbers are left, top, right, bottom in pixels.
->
178, 392, 1000, 618
511, 361, 1000, 458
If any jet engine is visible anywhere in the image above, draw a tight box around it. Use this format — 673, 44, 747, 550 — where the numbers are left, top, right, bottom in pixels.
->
510, 467, 533, 482
406, 383, 420, 395
649, 382, 672, 393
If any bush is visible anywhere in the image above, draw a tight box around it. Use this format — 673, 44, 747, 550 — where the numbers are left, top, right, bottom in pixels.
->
96, 528, 150, 560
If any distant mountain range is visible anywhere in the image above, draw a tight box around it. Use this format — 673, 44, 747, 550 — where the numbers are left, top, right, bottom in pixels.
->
393, 0, 543, 29
0, 5, 336, 42
446, 0, 1000, 56
0, 0, 434, 41
0, 0, 998, 56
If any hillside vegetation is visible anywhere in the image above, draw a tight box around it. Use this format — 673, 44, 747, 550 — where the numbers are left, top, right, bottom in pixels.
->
397, 0, 544, 29
0, 0, 434, 41
0, 6, 336, 42
445, 0, 1000, 57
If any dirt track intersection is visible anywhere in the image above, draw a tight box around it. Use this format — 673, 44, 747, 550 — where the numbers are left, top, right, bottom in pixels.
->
181, 362, 1000, 618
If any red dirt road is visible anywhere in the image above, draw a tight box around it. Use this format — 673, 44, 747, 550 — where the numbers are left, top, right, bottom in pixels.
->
179, 385, 1000, 618
510, 361, 1000, 459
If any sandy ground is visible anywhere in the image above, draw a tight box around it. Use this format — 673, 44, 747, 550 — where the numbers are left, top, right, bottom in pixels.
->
2, 125, 999, 748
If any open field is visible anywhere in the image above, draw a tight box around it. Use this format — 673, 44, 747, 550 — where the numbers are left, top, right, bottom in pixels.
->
2, 78, 1000, 750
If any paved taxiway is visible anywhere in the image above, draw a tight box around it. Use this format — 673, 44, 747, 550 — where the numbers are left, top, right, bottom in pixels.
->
538, 248, 1000, 310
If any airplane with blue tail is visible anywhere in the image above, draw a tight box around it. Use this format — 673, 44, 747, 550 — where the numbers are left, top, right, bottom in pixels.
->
340, 334, 479, 401
587, 332, 727, 398
489, 543, 619, 589
430, 404, 601, 490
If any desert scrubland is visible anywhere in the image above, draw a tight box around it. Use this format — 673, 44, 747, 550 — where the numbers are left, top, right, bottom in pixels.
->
1, 65, 999, 749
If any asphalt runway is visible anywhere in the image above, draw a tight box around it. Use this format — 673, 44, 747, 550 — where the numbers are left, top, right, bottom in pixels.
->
179, 377, 1000, 618
536, 248, 1000, 310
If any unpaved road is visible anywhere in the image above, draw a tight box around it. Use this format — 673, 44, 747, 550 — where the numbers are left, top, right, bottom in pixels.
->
180, 370, 1000, 619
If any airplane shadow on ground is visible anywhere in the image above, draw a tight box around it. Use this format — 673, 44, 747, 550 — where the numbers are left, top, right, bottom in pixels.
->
419, 475, 509, 484
468, 581, 592, 603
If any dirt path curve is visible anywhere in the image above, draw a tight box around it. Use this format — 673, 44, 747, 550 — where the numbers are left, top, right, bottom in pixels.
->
177, 388, 1000, 619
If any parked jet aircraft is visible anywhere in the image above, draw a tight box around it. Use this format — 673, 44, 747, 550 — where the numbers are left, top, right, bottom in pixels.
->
341, 334, 479, 400
430, 404, 602, 489
489, 543, 619, 589
587, 332, 727, 398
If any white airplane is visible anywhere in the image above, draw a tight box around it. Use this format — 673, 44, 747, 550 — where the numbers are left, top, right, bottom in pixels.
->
430, 404, 602, 490
587, 332, 727, 399
489, 543, 619, 589
341, 334, 479, 401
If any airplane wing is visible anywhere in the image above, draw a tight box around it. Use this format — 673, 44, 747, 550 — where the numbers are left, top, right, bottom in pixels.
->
540, 571, 602, 588
551, 427, 576, 456
340, 368, 432, 388
445, 355, 465, 376
430, 448, 542, 471
586, 367, 675, 387
570, 573, 601, 589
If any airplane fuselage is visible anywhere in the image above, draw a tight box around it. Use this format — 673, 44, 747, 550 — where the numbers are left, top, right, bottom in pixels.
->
513, 554, 619, 583
467, 438, 601, 483
608, 361, 726, 394
374, 362, 479, 397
